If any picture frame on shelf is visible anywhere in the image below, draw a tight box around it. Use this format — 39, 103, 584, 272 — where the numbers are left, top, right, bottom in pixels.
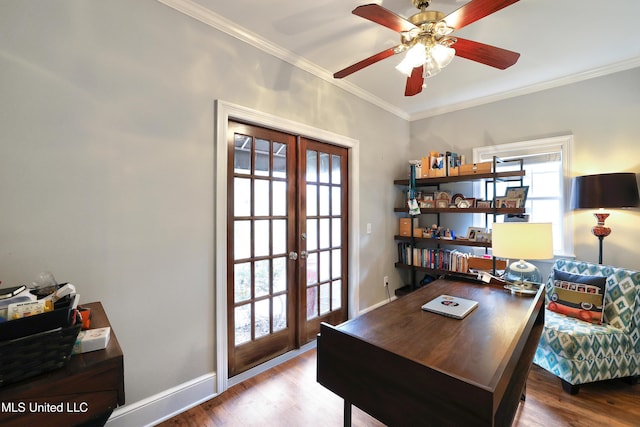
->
504, 198, 520, 208
495, 197, 520, 208
476, 200, 492, 209
421, 200, 435, 208
466, 227, 486, 241
505, 186, 529, 207
456, 199, 471, 208
451, 193, 465, 206
436, 199, 449, 209
435, 191, 451, 203
475, 231, 492, 243
460, 198, 475, 208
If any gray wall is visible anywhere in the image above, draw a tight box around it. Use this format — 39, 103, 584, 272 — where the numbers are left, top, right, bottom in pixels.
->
2, 0, 639, 413
0, 1, 407, 404
410, 67, 640, 271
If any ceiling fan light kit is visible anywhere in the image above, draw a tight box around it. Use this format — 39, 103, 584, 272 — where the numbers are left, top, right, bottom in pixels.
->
334, 0, 521, 96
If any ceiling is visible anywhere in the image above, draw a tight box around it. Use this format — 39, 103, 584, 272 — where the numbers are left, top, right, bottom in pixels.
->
162, 0, 640, 120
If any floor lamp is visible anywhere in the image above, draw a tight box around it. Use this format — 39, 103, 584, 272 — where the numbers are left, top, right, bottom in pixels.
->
571, 172, 640, 264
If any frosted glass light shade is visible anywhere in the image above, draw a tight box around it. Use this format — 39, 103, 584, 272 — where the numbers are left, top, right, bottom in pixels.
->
431, 44, 455, 68
395, 43, 427, 76
395, 42, 455, 77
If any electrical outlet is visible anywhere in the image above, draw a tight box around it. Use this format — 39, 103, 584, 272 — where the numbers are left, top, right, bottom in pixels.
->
383, 276, 389, 288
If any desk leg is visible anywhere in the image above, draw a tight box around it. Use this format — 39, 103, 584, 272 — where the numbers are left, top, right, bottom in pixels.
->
344, 400, 352, 427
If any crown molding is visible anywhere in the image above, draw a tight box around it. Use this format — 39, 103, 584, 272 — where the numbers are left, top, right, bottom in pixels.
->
408, 57, 640, 121
157, 0, 639, 123
156, 0, 410, 120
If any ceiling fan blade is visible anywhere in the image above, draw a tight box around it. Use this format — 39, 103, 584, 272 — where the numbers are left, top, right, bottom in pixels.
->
453, 38, 520, 69
334, 45, 401, 79
353, 4, 417, 33
405, 66, 424, 96
445, 0, 519, 31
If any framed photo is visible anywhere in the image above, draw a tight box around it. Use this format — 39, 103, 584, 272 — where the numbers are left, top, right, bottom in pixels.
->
451, 193, 465, 206
435, 191, 451, 202
466, 227, 486, 241
505, 186, 529, 206
456, 199, 472, 208
475, 231, 492, 243
436, 199, 449, 209
476, 200, 492, 209
504, 198, 520, 208
421, 200, 435, 208
462, 198, 476, 208
495, 196, 509, 208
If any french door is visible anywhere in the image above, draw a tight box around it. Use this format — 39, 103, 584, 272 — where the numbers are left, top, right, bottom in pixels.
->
227, 121, 348, 376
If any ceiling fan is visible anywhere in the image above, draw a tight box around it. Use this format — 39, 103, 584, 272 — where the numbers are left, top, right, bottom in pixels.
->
333, 0, 521, 96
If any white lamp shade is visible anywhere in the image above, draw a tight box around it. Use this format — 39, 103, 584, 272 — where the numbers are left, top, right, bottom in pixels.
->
491, 222, 554, 260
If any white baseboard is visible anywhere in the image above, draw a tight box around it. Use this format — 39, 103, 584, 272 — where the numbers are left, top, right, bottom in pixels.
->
105, 342, 317, 426
104, 298, 392, 426
105, 373, 217, 427
358, 295, 396, 315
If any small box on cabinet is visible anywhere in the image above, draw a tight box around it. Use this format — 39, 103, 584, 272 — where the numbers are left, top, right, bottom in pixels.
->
399, 218, 419, 236
72, 326, 111, 354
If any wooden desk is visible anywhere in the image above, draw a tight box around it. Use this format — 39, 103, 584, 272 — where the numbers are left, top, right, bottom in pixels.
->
317, 279, 544, 427
0, 302, 124, 427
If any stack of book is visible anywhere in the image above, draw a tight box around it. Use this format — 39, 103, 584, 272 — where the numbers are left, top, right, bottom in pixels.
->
397, 244, 470, 272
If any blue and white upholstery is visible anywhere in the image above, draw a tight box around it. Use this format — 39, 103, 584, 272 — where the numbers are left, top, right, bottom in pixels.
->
533, 259, 640, 393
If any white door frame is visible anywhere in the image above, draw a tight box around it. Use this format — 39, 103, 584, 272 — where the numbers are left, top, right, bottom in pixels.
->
214, 100, 360, 393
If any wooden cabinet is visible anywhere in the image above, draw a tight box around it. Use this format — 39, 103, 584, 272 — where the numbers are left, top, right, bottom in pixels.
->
395, 157, 525, 293
0, 302, 124, 427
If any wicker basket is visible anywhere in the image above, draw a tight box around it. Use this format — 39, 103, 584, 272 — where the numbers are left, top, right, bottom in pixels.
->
0, 313, 81, 387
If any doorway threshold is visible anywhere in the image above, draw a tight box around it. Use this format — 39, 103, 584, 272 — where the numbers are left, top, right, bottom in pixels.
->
228, 340, 317, 387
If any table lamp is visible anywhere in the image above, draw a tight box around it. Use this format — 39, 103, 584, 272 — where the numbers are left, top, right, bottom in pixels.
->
571, 172, 639, 264
491, 222, 554, 287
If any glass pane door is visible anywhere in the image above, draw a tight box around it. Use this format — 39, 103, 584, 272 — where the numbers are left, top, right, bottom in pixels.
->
227, 121, 296, 376
299, 138, 348, 342
227, 123, 349, 375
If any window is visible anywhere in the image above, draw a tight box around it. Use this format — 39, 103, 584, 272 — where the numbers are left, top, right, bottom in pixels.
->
473, 135, 574, 256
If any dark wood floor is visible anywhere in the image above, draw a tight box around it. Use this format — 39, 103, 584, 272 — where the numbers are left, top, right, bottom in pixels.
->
158, 348, 639, 427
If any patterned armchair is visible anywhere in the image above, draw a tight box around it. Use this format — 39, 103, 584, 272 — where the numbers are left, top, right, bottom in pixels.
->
533, 259, 640, 394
